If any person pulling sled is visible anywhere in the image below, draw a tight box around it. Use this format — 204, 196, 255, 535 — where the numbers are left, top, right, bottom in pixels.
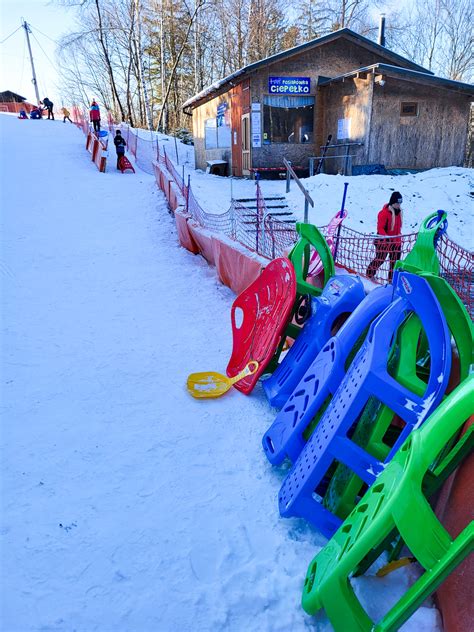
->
114, 130, 126, 169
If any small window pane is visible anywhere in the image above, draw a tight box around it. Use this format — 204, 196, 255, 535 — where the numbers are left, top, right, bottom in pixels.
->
263, 95, 315, 144
205, 118, 217, 148
400, 102, 418, 117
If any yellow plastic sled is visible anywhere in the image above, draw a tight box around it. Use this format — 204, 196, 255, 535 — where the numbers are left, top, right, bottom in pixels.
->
187, 361, 259, 399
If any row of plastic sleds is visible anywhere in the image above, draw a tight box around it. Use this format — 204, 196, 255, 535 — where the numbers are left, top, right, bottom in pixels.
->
265, 270, 453, 536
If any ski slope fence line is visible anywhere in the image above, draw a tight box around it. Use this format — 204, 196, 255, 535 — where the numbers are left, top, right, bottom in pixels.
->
72, 111, 473, 317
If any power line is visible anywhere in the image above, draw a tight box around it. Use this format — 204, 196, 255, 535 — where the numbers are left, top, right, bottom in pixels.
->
0, 25, 22, 45
28, 24, 58, 45
30, 31, 56, 71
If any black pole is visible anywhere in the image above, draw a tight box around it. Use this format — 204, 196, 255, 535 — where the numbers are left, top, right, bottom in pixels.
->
333, 182, 349, 263
316, 134, 332, 175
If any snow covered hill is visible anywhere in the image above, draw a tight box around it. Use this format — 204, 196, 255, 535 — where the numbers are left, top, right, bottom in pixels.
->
1, 113, 443, 631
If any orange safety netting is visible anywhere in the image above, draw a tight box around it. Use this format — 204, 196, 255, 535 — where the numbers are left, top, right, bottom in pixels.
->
79, 111, 474, 318
333, 225, 473, 316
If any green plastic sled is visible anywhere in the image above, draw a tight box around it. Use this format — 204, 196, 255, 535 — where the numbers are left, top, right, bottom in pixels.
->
266, 222, 335, 372
302, 375, 474, 632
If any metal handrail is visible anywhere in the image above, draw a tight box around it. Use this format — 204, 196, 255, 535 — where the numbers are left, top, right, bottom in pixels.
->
284, 158, 314, 223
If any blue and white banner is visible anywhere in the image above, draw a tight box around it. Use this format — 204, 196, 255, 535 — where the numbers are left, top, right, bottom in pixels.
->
268, 76, 311, 94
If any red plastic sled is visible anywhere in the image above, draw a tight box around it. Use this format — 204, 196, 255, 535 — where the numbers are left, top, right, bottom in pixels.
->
226, 257, 297, 394
118, 155, 135, 173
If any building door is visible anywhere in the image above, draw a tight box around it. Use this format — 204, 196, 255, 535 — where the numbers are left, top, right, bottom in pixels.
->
241, 113, 251, 176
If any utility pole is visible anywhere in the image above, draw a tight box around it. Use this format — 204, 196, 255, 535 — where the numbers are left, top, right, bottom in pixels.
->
22, 20, 40, 105
134, 0, 154, 132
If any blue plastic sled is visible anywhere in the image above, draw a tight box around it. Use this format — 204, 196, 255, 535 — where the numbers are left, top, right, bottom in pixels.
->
278, 271, 451, 538
262, 275, 365, 409
262, 283, 394, 466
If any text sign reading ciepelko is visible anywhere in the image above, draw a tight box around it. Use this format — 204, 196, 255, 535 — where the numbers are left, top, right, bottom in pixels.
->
268, 76, 311, 94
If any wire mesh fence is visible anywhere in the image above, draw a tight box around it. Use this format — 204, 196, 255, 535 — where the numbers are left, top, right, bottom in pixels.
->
438, 233, 474, 316
76, 113, 473, 316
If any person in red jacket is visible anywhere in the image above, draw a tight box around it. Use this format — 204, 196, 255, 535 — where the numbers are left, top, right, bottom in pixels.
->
366, 191, 403, 283
89, 100, 101, 134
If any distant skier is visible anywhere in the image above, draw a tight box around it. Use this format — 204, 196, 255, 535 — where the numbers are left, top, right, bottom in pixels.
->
61, 107, 72, 123
366, 191, 403, 283
90, 100, 101, 134
114, 130, 127, 170
42, 97, 54, 120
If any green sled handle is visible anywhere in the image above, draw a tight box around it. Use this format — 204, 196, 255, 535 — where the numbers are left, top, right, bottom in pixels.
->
396, 210, 448, 276
288, 222, 335, 297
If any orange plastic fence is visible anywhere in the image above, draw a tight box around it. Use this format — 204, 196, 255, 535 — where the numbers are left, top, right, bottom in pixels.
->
83, 111, 473, 316
435, 416, 474, 632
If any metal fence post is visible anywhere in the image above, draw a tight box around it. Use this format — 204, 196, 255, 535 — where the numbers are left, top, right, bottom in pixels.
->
286, 160, 291, 193
186, 174, 190, 214
309, 158, 314, 177
230, 200, 236, 239
343, 145, 350, 176
174, 134, 179, 165
304, 198, 309, 224
333, 182, 349, 262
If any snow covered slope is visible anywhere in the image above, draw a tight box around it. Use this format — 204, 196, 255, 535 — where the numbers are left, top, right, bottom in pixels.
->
1, 114, 442, 631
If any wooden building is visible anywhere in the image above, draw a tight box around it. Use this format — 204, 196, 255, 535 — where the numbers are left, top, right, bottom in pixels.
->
0, 91, 36, 114
183, 28, 474, 176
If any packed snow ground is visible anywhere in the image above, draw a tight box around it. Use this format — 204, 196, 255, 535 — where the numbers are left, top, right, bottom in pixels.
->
1, 114, 442, 631
157, 133, 473, 249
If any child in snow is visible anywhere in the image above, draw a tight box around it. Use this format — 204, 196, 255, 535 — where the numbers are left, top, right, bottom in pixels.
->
18, 110, 28, 119
366, 191, 403, 283
42, 97, 54, 120
30, 106, 42, 119
61, 107, 72, 123
114, 130, 127, 169
90, 100, 101, 133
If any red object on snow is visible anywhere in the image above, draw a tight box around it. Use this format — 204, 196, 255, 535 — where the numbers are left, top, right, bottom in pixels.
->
118, 155, 135, 173
226, 257, 296, 394
435, 415, 474, 632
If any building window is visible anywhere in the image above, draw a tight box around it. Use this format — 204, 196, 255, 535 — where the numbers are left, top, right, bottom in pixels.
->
400, 102, 418, 117
263, 95, 315, 144
205, 118, 217, 149
204, 114, 231, 149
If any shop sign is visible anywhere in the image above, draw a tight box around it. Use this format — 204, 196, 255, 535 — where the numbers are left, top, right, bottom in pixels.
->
268, 76, 311, 94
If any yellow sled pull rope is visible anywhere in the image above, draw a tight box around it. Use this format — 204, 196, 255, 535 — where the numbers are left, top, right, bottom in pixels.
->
187, 361, 259, 399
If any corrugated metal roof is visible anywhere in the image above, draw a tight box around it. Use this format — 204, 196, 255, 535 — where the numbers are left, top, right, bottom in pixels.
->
183, 28, 433, 110
319, 63, 474, 94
